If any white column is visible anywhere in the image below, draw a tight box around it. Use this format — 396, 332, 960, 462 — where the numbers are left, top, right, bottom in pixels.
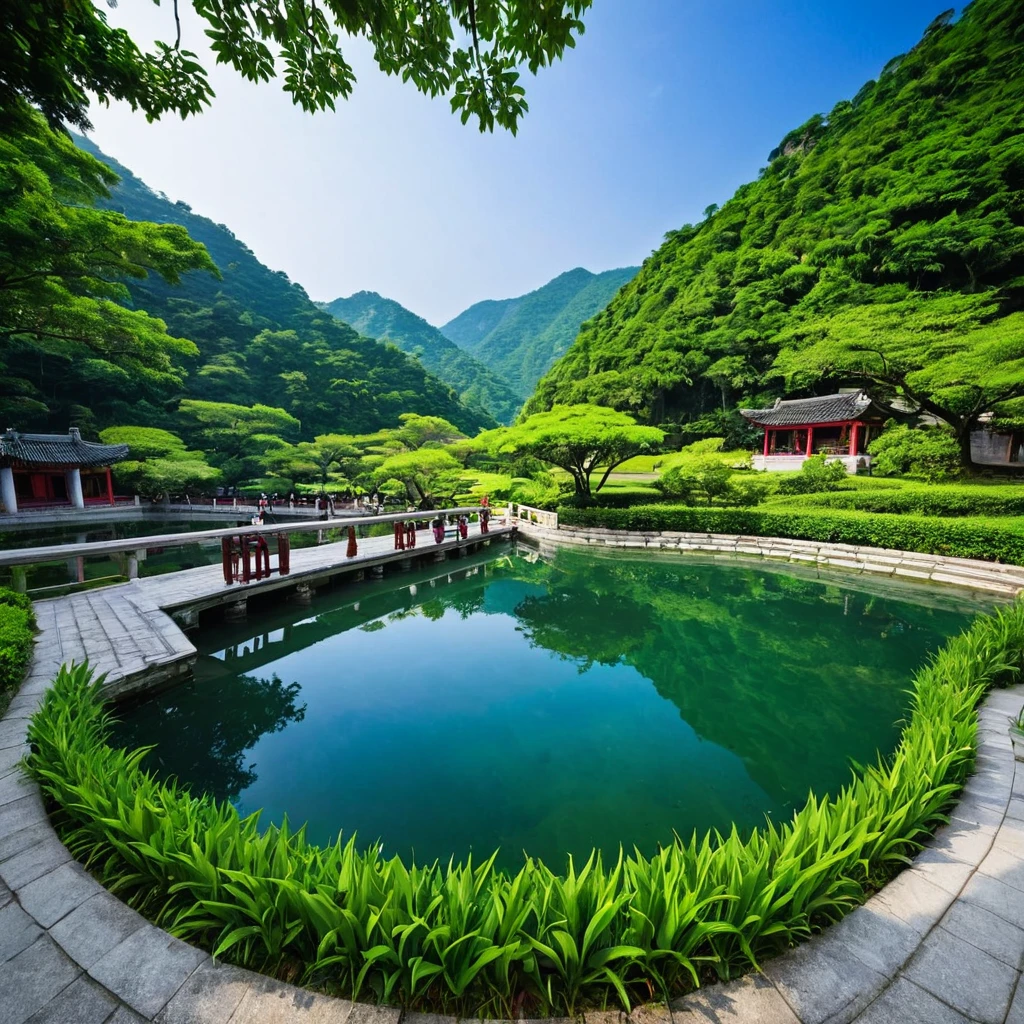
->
0, 467, 17, 513
66, 467, 84, 508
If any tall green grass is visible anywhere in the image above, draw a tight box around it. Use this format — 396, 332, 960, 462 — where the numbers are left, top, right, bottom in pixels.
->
27, 603, 1024, 1015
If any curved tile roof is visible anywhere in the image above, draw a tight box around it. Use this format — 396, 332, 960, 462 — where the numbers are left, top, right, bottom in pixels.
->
740, 392, 878, 427
0, 428, 129, 467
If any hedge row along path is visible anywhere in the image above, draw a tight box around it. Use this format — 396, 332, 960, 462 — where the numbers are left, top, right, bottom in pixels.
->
0, 524, 1024, 1023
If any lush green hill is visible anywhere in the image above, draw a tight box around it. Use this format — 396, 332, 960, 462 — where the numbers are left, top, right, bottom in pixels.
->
440, 266, 637, 397
526, 0, 1024, 440
71, 137, 496, 437
321, 292, 521, 423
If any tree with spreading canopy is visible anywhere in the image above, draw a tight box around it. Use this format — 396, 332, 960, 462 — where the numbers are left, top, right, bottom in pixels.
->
774, 295, 1024, 467
3, 0, 591, 134
374, 448, 464, 508
98, 425, 220, 498
266, 434, 361, 491
481, 405, 664, 499
177, 400, 300, 485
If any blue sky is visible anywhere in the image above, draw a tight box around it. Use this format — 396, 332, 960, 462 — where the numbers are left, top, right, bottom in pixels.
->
87, 1, 951, 325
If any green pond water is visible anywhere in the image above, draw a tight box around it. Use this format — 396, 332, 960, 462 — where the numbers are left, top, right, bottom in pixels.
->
112, 545, 990, 871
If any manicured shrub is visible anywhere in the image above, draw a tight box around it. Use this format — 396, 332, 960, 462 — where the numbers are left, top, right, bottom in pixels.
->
564, 486, 664, 509
868, 424, 963, 482
775, 455, 848, 495
0, 597, 34, 692
557, 504, 1024, 564
28, 604, 1024, 1014
0, 586, 35, 626
769, 485, 1024, 518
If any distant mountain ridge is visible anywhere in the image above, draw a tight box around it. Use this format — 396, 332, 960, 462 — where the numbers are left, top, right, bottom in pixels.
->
72, 135, 495, 437
440, 266, 638, 397
320, 292, 523, 424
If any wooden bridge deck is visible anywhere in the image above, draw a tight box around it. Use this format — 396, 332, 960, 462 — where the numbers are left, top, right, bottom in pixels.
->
34, 521, 513, 699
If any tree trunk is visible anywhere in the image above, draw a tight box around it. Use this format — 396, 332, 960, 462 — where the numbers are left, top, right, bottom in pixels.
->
956, 426, 976, 471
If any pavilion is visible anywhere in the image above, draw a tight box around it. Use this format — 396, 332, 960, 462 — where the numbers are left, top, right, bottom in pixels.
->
740, 391, 887, 473
0, 427, 129, 514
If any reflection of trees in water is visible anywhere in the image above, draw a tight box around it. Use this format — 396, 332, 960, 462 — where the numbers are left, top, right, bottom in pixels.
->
511, 551, 970, 804
113, 673, 306, 803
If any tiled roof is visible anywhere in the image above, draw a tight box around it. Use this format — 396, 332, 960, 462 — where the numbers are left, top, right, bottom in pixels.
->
0, 429, 129, 468
740, 392, 877, 427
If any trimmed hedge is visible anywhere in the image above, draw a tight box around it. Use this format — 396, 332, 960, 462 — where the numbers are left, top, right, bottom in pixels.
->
27, 605, 1024, 1014
768, 486, 1024, 518
557, 504, 1024, 565
0, 588, 34, 693
566, 486, 665, 509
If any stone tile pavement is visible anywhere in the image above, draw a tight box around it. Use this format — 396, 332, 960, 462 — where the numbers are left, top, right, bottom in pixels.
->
2, 528, 1024, 1022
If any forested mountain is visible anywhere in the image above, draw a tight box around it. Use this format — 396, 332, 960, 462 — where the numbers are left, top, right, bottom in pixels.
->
526, 0, 1024, 447
65, 137, 495, 437
321, 292, 522, 423
440, 266, 637, 397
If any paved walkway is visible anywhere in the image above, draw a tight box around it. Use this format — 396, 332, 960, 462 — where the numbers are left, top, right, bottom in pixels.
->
1, 529, 1024, 1023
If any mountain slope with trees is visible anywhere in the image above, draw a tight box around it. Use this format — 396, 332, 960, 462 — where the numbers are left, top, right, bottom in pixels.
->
68, 135, 495, 438
526, 0, 1024, 462
322, 292, 522, 423
440, 266, 637, 397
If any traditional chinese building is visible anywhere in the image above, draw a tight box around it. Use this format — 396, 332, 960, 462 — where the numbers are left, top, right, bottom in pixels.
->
740, 392, 887, 474
0, 428, 129, 514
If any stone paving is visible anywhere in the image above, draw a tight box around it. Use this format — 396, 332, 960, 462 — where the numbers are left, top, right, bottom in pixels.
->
1, 528, 1024, 1023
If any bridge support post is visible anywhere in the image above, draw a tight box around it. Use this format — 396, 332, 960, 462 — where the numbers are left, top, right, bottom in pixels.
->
399, 558, 413, 571
293, 582, 315, 605
225, 598, 247, 622
370, 564, 384, 579
173, 607, 200, 631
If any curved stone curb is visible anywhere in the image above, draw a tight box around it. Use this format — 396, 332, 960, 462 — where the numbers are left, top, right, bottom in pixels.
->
518, 524, 1024, 598
2, 535, 1024, 1023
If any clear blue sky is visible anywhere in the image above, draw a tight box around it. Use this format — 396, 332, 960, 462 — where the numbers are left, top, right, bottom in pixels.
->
86, 1, 951, 326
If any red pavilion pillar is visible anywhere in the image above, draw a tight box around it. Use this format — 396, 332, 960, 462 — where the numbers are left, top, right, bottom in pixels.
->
849, 422, 860, 456
105, 466, 115, 505
763, 429, 770, 457
805, 427, 814, 456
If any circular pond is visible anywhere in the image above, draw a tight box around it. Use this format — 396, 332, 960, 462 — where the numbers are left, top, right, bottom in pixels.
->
112, 545, 991, 870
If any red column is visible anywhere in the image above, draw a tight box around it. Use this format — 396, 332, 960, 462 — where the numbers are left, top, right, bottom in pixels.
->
850, 423, 860, 456
763, 429, 770, 457
105, 466, 115, 505
806, 427, 814, 456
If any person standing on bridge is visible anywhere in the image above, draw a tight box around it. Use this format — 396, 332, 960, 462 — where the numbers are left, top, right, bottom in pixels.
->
432, 516, 445, 544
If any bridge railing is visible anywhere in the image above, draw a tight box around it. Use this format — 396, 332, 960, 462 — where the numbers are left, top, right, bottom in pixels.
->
512, 503, 559, 529
0, 506, 497, 595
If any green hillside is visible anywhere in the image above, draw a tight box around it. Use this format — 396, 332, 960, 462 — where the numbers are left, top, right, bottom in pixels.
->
440, 266, 637, 397
322, 292, 522, 423
526, 0, 1024, 443
69, 136, 495, 438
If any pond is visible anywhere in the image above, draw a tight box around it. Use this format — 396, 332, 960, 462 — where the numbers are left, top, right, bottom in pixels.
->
112, 545, 991, 871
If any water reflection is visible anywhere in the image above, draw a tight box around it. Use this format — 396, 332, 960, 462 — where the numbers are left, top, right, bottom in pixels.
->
112, 545, 992, 867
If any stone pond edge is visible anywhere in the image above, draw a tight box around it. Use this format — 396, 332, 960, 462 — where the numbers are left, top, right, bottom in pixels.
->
3, 527, 1024, 1022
